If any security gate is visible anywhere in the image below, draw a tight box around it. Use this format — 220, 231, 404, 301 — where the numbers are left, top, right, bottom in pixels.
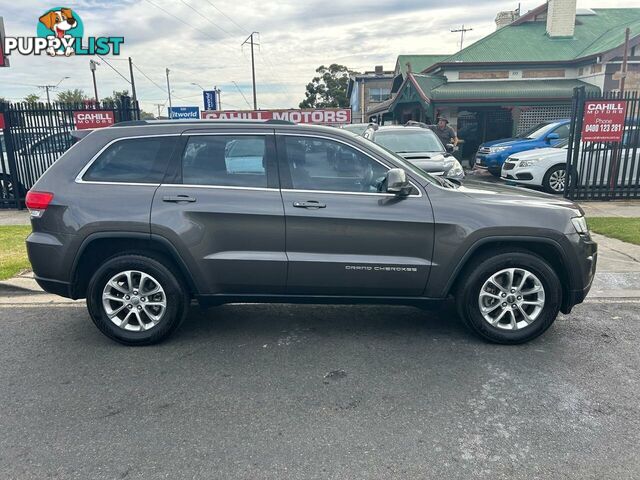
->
0, 97, 140, 209
566, 87, 640, 200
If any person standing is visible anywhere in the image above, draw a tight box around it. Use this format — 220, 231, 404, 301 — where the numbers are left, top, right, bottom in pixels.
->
429, 117, 459, 148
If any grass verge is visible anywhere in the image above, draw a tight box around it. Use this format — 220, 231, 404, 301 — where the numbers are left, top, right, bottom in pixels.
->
588, 217, 640, 246
0, 225, 32, 280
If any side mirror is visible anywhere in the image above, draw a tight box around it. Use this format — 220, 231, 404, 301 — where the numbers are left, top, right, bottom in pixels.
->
445, 143, 454, 153
386, 168, 411, 195
546, 133, 560, 143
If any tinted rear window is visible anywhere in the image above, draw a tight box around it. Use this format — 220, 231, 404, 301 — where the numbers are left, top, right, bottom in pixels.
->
83, 137, 176, 183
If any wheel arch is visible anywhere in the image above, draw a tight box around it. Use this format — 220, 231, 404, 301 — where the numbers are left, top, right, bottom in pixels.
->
70, 232, 199, 299
444, 236, 572, 311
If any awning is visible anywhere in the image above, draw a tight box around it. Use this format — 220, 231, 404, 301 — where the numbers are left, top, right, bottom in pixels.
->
429, 79, 601, 102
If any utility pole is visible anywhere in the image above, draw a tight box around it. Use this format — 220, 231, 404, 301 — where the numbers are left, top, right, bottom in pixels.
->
128, 57, 137, 103
619, 27, 630, 93
242, 32, 259, 109
154, 103, 164, 119
216, 86, 222, 110
451, 24, 473, 51
166, 68, 173, 117
38, 76, 69, 104
89, 60, 99, 102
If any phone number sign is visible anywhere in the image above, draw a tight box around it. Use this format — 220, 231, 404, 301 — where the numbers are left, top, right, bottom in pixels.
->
581, 100, 627, 142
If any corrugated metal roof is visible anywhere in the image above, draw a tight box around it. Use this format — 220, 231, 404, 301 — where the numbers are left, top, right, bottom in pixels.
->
395, 55, 451, 76
435, 9, 640, 64
429, 79, 600, 100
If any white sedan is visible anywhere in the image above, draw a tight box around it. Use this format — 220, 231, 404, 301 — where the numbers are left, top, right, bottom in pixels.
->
501, 139, 569, 194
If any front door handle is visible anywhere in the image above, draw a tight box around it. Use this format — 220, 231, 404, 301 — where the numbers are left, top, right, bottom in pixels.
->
293, 201, 326, 209
163, 195, 196, 203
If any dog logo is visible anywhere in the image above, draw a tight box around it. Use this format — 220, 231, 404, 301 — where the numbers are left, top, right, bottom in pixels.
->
38, 7, 81, 56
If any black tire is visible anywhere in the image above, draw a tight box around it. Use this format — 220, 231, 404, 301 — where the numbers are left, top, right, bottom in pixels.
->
542, 164, 567, 194
0, 173, 26, 201
455, 250, 561, 344
86, 254, 189, 346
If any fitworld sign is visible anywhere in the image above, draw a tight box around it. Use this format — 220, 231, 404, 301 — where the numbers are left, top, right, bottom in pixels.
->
201, 108, 351, 125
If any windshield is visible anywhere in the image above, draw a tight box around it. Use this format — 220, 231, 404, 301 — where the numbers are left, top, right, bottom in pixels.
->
516, 122, 557, 139
374, 129, 444, 153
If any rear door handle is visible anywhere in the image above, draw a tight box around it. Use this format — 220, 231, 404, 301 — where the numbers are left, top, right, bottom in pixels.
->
293, 201, 326, 209
163, 195, 196, 203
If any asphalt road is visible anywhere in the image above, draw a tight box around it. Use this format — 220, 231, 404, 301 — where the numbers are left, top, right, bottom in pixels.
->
1, 301, 639, 479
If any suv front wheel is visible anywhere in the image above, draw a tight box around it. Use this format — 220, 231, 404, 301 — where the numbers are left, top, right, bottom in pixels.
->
87, 254, 189, 345
456, 251, 562, 344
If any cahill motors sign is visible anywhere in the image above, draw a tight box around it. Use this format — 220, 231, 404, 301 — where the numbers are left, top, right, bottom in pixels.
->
581, 100, 627, 143
73, 110, 115, 129
201, 108, 352, 125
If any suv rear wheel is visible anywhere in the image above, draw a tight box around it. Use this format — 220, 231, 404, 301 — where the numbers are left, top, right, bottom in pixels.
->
456, 251, 561, 344
86, 254, 189, 345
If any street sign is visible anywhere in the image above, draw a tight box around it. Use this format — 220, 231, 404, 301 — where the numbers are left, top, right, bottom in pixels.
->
201, 108, 351, 125
581, 100, 627, 142
0, 17, 9, 67
73, 110, 115, 129
169, 106, 200, 120
203, 90, 217, 111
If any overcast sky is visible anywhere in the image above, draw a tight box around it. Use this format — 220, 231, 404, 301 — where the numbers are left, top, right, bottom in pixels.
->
0, 0, 637, 115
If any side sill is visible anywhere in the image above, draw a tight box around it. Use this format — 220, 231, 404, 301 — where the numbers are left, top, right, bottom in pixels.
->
195, 293, 445, 308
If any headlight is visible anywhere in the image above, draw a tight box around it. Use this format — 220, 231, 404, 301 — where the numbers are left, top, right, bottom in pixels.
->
571, 216, 589, 235
518, 159, 539, 167
489, 146, 509, 153
448, 159, 464, 177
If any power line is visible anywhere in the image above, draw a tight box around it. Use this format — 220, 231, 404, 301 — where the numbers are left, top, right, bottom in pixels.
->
203, 0, 249, 34
143, 0, 227, 43
231, 81, 252, 109
96, 55, 132, 85
179, 0, 234, 37
132, 63, 167, 94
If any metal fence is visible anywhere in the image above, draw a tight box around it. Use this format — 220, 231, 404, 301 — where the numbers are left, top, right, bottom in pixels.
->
566, 87, 640, 200
0, 97, 140, 209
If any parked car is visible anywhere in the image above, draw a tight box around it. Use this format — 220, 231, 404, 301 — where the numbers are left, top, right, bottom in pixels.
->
501, 139, 570, 194
363, 125, 465, 182
502, 128, 640, 194
475, 120, 571, 176
26, 120, 596, 346
340, 123, 373, 136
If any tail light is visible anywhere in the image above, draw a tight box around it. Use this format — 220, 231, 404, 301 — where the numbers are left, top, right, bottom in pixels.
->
25, 191, 54, 217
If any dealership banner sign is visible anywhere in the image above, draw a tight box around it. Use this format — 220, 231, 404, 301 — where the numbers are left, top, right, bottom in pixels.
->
73, 110, 114, 129
201, 108, 351, 125
0, 17, 8, 67
169, 106, 200, 120
581, 100, 627, 142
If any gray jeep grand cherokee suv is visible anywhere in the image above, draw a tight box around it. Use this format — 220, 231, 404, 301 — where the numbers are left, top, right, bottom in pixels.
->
25, 120, 597, 346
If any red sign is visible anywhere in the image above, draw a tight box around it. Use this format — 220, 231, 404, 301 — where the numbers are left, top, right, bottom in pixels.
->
201, 108, 351, 125
0, 113, 5, 129
73, 110, 115, 129
581, 100, 627, 142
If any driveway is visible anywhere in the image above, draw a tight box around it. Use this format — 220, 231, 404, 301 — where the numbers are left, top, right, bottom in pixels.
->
1, 301, 638, 479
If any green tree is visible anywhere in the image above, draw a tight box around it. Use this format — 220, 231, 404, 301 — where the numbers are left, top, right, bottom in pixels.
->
24, 93, 40, 104
102, 90, 130, 104
299, 64, 355, 109
140, 110, 155, 120
57, 89, 89, 103
0, 97, 7, 104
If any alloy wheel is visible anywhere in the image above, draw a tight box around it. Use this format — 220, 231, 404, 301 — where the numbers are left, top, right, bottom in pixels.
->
102, 270, 167, 332
478, 267, 546, 330
549, 169, 566, 193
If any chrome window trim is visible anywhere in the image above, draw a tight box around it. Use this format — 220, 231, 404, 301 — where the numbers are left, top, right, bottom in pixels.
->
276, 132, 422, 197
75, 134, 181, 185
161, 183, 277, 192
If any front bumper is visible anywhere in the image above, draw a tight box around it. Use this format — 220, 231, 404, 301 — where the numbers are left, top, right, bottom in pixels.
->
475, 153, 503, 175
500, 161, 544, 185
561, 232, 598, 313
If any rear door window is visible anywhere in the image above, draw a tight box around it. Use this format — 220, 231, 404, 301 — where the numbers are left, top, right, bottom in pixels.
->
83, 136, 176, 183
181, 135, 268, 188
